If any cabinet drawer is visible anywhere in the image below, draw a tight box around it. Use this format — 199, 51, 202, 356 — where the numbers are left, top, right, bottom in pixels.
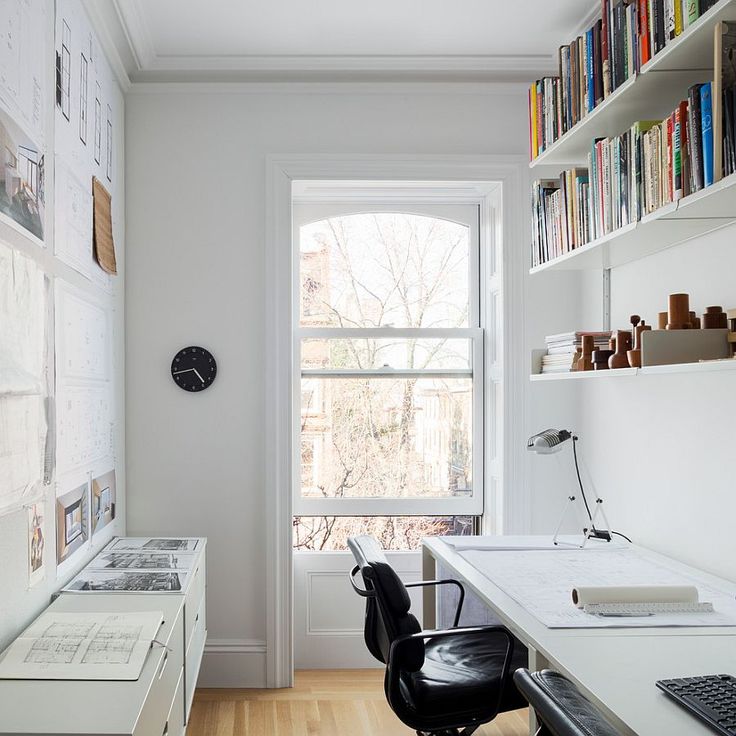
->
185, 555, 205, 649
164, 668, 185, 736
133, 610, 184, 736
185, 595, 207, 723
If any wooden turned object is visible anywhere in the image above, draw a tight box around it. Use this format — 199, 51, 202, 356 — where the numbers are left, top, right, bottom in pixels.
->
627, 322, 650, 368
577, 335, 595, 371
702, 306, 728, 329
609, 330, 633, 369
592, 349, 613, 369
658, 311, 668, 330
667, 293, 691, 330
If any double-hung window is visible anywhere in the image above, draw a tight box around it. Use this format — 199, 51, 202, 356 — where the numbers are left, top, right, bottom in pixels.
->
293, 202, 484, 550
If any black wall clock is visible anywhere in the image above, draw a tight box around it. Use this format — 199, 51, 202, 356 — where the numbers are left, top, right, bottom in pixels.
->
171, 346, 217, 392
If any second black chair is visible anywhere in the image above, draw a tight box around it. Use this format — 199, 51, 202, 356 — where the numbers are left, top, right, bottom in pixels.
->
513, 668, 622, 736
348, 534, 528, 736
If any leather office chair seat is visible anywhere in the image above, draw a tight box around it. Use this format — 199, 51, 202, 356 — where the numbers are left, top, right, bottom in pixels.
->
513, 668, 622, 736
348, 535, 528, 736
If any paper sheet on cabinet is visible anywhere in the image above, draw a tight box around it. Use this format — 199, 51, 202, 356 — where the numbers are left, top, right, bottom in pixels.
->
0, 611, 163, 680
459, 547, 736, 628
442, 535, 630, 552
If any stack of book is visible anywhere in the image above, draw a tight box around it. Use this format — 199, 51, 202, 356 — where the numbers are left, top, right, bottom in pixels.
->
529, 0, 719, 161
541, 332, 613, 374
531, 79, 718, 268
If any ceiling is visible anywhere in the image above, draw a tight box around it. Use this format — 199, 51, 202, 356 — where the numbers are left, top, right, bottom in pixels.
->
91, 0, 597, 84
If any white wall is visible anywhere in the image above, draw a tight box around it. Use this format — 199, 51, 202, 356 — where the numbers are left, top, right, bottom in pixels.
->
124, 82, 579, 685
562, 226, 736, 580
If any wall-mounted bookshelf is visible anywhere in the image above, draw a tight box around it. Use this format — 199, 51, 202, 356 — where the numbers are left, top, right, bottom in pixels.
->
530, 0, 736, 169
530, 358, 736, 382
529, 172, 736, 273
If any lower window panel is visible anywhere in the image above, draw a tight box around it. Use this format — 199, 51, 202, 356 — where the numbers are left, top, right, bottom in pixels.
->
293, 515, 475, 551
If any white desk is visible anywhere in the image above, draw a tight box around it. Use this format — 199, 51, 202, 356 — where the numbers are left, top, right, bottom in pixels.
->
422, 536, 736, 736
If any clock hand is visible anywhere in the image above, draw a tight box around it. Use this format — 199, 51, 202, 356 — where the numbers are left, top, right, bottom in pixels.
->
193, 369, 205, 383
173, 369, 195, 375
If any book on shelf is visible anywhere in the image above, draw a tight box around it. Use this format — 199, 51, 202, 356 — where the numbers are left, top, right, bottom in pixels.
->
528, 0, 719, 162
540, 332, 613, 373
530, 75, 722, 267
714, 21, 736, 180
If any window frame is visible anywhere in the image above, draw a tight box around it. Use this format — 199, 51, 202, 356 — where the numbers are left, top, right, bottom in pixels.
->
292, 202, 484, 517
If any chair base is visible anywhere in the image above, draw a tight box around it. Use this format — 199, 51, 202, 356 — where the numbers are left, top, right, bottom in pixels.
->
416, 727, 480, 736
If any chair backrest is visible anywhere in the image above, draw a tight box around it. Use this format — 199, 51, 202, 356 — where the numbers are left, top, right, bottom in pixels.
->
347, 535, 425, 671
513, 669, 622, 736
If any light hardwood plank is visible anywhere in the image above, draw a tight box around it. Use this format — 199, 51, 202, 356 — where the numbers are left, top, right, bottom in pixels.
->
189, 669, 529, 736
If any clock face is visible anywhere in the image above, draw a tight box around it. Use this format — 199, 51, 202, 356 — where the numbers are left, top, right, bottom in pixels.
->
171, 346, 217, 392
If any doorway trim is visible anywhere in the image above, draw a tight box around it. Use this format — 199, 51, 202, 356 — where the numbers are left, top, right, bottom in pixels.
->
264, 154, 527, 687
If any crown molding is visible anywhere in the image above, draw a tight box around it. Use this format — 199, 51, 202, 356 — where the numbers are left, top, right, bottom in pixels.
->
126, 80, 531, 95
143, 53, 555, 74
81, 0, 132, 91
112, 0, 156, 71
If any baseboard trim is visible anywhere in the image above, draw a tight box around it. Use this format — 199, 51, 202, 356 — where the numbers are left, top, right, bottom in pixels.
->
198, 639, 268, 688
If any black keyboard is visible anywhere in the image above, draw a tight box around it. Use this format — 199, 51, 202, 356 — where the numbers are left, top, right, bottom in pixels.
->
657, 675, 736, 735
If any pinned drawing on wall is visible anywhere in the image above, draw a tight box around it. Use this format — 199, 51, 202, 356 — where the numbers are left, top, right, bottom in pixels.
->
92, 177, 116, 274
27, 502, 45, 587
56, 481, 89, 564
0, 242, 48, 516
91, 469, 115, 537
0, 0, 47, 244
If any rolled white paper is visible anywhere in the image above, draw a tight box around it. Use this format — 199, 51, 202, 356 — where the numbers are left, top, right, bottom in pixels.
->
571, 585, 698, 609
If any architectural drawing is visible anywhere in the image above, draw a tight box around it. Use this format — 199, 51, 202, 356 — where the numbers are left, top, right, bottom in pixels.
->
56, 384, 113, 474
56, 481, 89, 564
110, 537, 201, 553
54, 0, 121, 282
0, 611, 163, 680
90, 550, 196, 571
64, 570, 187, 593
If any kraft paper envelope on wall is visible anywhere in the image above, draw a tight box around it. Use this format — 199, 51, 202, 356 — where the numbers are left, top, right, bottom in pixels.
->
92, 177, 116, 275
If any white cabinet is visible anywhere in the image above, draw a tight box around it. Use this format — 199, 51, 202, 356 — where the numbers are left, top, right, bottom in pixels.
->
0, 538, 207, 735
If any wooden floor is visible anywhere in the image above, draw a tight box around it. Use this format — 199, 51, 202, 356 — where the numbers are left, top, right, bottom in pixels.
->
188, 669, 529, 736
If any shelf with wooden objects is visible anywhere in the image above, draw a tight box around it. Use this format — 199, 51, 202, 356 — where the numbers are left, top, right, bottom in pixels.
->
529, 171, 736, 274
530, 358, 736, 381
530, 0, 736, 169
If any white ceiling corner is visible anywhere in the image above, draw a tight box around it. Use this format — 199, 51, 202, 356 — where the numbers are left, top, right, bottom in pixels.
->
98, 0, 592, 84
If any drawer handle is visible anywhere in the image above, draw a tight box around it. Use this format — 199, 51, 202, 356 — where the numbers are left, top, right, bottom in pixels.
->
162, 720, 169, 736
157, 651, 169, 680
195, 613, 199, 622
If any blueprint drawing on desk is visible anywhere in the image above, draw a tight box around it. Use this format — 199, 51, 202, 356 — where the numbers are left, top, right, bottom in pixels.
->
460, 547, 736, 628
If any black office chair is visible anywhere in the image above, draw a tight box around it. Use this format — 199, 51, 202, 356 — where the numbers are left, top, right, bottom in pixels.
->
348, 535, 528, 736
513, 669, 622, 736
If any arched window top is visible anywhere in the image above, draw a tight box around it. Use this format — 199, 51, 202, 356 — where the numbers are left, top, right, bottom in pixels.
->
299, 212, 470, 330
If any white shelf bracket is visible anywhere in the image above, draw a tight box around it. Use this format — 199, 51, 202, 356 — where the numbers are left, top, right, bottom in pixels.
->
602, 268, 611, 332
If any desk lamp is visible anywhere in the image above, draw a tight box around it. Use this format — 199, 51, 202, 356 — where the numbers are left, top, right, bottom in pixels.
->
527, 429, 612, 548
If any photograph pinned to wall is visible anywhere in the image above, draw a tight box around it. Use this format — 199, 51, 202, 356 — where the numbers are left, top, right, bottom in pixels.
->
0, 105, 45, 242
91, 469, 115, 536
56, 481, 89, 565
27, 501, 45, 587
63, 569, 188, 593
0, 0, 47, 245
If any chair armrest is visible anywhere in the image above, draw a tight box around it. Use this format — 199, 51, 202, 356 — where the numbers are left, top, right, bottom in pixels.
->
348, 564, 374, 598
404, 579, 465, 627
386, 625, 515, 721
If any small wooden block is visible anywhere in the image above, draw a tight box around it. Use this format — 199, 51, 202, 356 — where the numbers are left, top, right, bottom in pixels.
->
728, 332, 736, 343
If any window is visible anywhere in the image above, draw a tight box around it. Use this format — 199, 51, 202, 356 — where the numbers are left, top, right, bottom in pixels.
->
79, 53, 88, 144
293, 203, 484, 549
94, 83, 101, 164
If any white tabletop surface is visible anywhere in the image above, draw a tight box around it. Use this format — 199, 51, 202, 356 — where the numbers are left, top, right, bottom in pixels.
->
423, 535, 736, 736
0, 593, 184, 736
